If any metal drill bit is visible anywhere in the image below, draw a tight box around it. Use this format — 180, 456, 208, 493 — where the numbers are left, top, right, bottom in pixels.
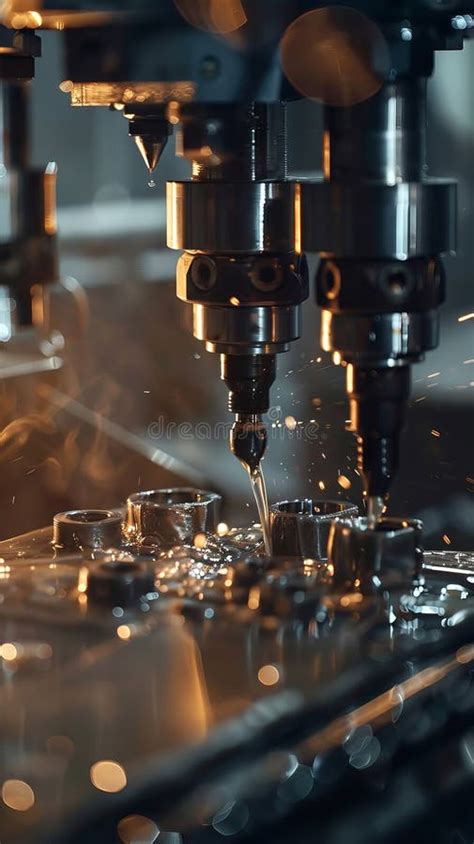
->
367, 495, 384, 529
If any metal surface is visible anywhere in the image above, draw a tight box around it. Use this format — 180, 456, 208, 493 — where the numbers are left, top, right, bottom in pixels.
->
126, 487, 221, 547
300, 179, 456, 258
192, 303, 301, 355
167, 181, 298, 253
328, 515, 424, 593
270, 498, 359, 560
53, 509, 123, 550
320, 309, 440, 363
0, 495, 471, 843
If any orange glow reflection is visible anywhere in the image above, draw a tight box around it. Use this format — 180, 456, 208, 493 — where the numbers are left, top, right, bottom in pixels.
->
90, 760, 127, 793
174, 0, 247, 34
2, 779, 35, 811
280, 7, 389, 107
258, 664, 280, 686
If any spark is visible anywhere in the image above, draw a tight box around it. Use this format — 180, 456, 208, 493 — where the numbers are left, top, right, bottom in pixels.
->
338, 474, 351, 490
318, 480, 326, 491
285, 415, 297, 431
458, 313, 474, 322
431, 429, 441, 438
427, 372, 440, 379
442, 534, 452, 546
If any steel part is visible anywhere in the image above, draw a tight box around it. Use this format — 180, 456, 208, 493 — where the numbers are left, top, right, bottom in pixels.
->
230, 414, 268, 472
176, 103, 288, 181
270, 498, 359, 560
177, 252, 308, 306
192, 303, 300, 355
87, 556, 155, 607
320, 309, 440, 365
306, 72, 456, 507
0, 25, 41, 80
328, 515, 424, 594
325, 78, 427, 183
167, 180, 298, 253
0, 83, 58, 330
301, 180, 456, 259
258, 569, 323, 620
126, 487, 221, 547
347, 364, 411, 500
221, 355, 276, 414
127, 112, 172, 173
53, 509, 123, 550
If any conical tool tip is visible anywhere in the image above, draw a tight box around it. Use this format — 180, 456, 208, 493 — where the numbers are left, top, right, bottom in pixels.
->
134, 134, 168, 174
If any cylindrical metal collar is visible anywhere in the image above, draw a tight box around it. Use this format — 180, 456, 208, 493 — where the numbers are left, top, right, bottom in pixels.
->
127, 488, 221, 548
53, 510, 122, 551
328, 516, 423, 594
270, 498, 359, 560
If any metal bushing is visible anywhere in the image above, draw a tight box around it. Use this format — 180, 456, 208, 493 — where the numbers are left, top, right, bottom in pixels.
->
167, 181, 297, 253
327, 516, 424, 594
87, 558, 155, 608
320, 309, 439, 364
193, 303, 301, 355
258, 569, 323, 621
126, 488, 221, 548
300, 180, 456, 259
53, 510, 123, 551
270, 499, 359, 560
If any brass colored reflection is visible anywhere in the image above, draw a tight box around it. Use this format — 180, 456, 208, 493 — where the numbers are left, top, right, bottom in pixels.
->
280, 6, 389, 107
174, 0, 247, 34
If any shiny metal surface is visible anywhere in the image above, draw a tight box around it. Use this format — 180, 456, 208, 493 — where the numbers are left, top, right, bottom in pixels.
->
167, 181, 298, 253
193, 303, 301, 354
53, 509, 123, 550
270, 498, 359, 560
300, 179, 456, 258
0, 500, 471, 843
126, 487, 221, 547
324, 79, 427, 184
321, 308, 439, 363
328, 515, 424, 593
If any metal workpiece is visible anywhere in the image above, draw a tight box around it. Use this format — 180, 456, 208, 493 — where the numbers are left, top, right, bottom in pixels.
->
126, 487, 221, 547
86, 555, 155, 608
192, 302, 301, 355
258, 568, 324, 621
167, 180, 298, 253
270, 498, 359, 560
328, 516, 424, 594
53, 510, 123, 551
301, 179, 456, 259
